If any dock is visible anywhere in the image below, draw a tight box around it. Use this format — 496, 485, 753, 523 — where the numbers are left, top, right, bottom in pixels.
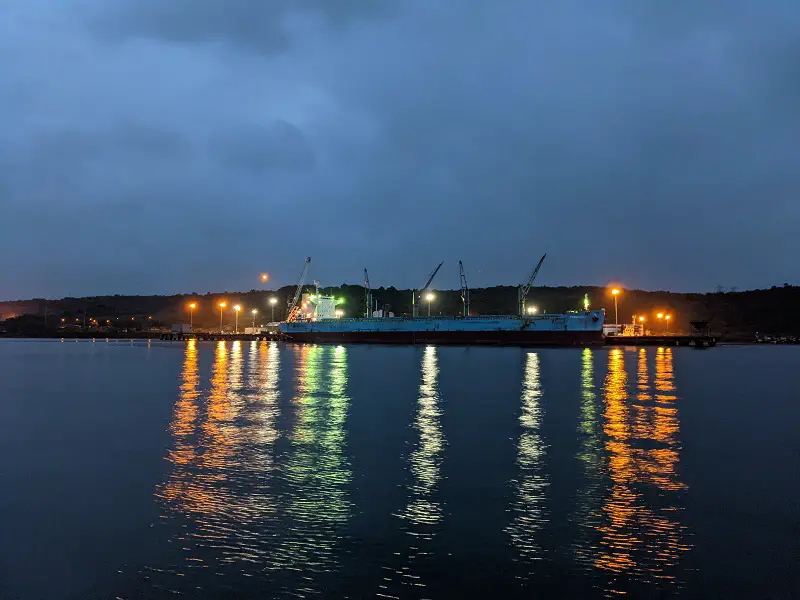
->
604, 335, 717, 348
159, 332, 281, 342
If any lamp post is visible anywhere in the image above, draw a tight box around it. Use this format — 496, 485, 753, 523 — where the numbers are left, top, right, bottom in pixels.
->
189, 302, 196, 329
665, 314, 671, 333
251, 309, 258, 328
234, 305, 241, 333
269, 297, 277, 322
611, 288, 621, 325
425, 292, 435, 317
219, 302, 226, 333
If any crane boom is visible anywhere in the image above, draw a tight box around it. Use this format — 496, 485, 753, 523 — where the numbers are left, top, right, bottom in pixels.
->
420, 261, 444, 292
519, 253, 547, 315
286, 257, 311, 322
412, 261, 444, 317
459, 260, 470, 317
364, 268, 372, 318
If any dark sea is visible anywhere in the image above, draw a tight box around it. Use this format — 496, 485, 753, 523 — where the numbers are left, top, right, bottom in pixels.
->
1, 340, 798, 599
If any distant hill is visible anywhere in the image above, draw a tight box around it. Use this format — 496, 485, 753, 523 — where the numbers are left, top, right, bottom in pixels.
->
1, 284, 798, 339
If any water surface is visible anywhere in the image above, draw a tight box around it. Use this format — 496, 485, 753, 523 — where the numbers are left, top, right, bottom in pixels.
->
0, 340, 798, 599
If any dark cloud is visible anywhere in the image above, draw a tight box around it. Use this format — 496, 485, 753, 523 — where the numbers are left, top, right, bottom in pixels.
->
90, 0, 394, 54
211, 120, 315, 173
0, 0, 798, 299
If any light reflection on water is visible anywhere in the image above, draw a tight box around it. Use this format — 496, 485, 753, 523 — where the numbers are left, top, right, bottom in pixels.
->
506, 352, 549, 570
380, 345, 446, 597
594, 347, 690, 593
274, 344, 351, 577
146, 343, 692, 598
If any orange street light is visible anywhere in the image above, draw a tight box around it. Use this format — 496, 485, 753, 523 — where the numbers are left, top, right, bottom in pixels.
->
188, 302, 197, 328
657, 312, 664, 319
233, 305, 241, 333
665, 314, 672, 332
219, 302, 227, 333
251, 308, 258, 328
269, 297, 278, 322
611, 288, 621, 324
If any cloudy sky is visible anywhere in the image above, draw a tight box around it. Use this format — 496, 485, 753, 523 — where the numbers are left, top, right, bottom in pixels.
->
1, 1, 798, 299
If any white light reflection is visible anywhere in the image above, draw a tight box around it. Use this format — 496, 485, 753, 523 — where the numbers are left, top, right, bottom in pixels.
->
506, 351, 548, 571
380, 346, 445, 597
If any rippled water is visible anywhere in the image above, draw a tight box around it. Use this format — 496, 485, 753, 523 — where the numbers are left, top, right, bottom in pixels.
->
1, 340, 798, 599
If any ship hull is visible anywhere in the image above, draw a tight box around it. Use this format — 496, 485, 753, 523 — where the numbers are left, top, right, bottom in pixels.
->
280, 310, 605, 347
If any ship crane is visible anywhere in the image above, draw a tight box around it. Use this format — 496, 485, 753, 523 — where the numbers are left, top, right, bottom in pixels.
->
459, 260, 470, 317
363, 268, 372, 318
412, 261, 443, 317
518, 253, 547, 316
285, 256, 311, 322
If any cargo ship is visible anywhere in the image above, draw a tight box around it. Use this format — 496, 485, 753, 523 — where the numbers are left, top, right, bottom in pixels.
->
279, 293, 605, 346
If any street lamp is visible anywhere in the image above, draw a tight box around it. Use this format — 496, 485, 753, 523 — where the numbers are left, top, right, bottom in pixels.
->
665, 314, 672, 332
234, 305, 241, 333
251, 308, 258, 328
657, 312, 664, 319
611, 288, 621, 325
219, 302, 227, 333
425, 292, 435, 317
527, 306, 538, 314
269, 297, 278, 322
188, 302, 196, 329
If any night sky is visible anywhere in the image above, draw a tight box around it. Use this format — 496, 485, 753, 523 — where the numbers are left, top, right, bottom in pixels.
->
2, 1, 798, 299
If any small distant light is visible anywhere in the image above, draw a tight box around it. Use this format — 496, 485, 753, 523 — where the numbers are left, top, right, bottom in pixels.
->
639, 316, 645, 322
251, 309, 258, 314
269, 297, 278, 305
657, 313, 664, 319
234, 305, 241, 312
261, 273, 269, 282
611, 288, 621, 296
425, 293, 435, 302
